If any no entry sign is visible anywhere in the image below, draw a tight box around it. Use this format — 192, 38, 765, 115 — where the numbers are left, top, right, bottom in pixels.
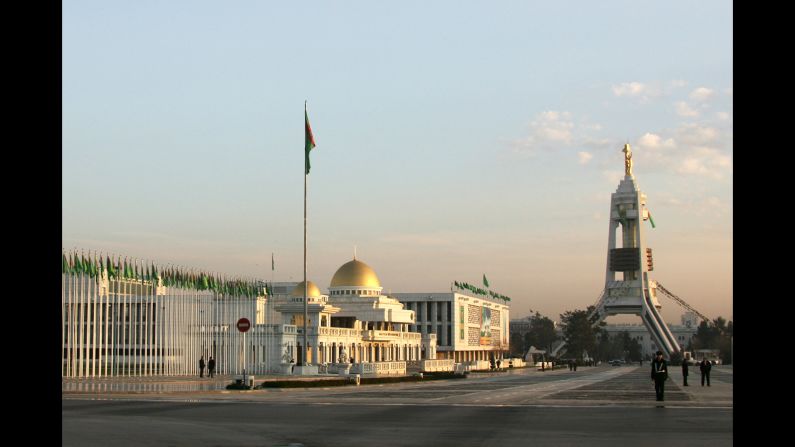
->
236, 317, 251, 333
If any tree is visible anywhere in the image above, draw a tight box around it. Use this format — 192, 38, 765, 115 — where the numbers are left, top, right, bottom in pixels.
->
526, 312, 557, 354
559, 306, 599, 361
594, 330, 642, 362
692, 316, 733, 364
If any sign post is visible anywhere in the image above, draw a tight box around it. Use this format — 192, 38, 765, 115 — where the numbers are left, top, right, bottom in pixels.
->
237, 318, 251, 386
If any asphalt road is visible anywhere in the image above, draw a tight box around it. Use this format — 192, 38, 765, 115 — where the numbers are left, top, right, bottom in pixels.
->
63, 366, 733, 446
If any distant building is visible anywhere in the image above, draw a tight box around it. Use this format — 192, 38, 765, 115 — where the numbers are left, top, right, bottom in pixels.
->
392, 292, 510, 362
600, 321, 697, 358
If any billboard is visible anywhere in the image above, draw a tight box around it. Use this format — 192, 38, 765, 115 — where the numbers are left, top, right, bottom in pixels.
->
480, 307, 492, 345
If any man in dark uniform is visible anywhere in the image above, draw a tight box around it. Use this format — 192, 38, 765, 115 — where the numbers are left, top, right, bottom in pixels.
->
199, 355, 205, 378
650, 351, 668, 401
682, 357, 689, 386
208, 356, 216, 378
700, 358, 712, 386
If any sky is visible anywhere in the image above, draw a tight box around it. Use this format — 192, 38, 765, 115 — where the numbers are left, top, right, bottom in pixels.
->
62, 1, 732, 325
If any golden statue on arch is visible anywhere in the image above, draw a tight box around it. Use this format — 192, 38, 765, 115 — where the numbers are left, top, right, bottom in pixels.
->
622, 143, 633, 176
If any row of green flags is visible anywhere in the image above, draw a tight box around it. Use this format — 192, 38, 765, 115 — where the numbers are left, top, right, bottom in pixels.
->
62, 250, 270, 297
453, 280, 511, 302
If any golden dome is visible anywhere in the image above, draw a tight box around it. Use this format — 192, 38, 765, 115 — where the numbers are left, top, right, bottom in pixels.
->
330, 259, 381, 288
290, 281, 322, 298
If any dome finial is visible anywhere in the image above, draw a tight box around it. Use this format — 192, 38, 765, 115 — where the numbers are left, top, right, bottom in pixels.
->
353, 245, 357, 260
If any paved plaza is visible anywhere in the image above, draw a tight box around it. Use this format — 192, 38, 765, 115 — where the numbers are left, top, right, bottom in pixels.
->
63, 365, 732, 446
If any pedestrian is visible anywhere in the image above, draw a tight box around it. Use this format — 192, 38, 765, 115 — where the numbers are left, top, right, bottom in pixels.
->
496, 359, 502, 370
199, 355, 205, 378
681, 357, 689, 386
650, 350, 668, 402
699, 358, 712, 386
573, 360, 577, 371
208, 356, 216, 378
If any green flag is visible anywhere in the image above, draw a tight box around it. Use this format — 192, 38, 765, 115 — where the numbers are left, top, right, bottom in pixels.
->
62, 253, 70, 274
648, 211, 656, 229
483, 274, 490, 288
74, 253, 83, 274
305, 102, 316, 175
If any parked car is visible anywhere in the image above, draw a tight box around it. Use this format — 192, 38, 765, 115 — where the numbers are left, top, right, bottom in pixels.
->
609, 359, 623, 366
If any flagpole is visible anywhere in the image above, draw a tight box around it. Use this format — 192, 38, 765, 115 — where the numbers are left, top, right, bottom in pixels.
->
303, 101, 308, 368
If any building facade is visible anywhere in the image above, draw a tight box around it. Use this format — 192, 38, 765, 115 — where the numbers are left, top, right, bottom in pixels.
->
600, 317, 698, 359
62, 254, 440, 378
393, 292, 510, 363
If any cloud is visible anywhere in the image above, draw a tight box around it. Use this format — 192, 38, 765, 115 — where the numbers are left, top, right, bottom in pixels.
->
677, 146, 731, 180
670, 80, 688, 88
716, 112, 730, 121
512, 110, 577, 154
612, 82, 647, 97
637, 132, 676, 150
629, 122, 731, 181
577, 151, 593, 165
689, 87, 715, 102
675, 101, 699, 118
676, 124, 720, 145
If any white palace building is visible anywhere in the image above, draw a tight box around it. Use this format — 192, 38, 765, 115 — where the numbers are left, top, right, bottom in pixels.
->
62, 254, 504, 378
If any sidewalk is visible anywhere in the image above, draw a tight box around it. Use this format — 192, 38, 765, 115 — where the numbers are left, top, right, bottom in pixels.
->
62, 372, 362, 394
664, 365, 733, 406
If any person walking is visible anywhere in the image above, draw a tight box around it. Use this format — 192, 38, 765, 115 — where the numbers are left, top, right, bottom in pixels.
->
650, 351, 668, 402
681, 358, 690, 386
700, 358, 712, 386
208, 356, 216, 378
199, 355, 206, 378
682, 359, 690, 386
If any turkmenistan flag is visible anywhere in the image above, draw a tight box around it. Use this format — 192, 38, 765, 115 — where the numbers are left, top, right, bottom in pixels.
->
305, 102, 316, 175
648, 211, 656, 229
483, 274, 490, 288
74, 253, 83, 274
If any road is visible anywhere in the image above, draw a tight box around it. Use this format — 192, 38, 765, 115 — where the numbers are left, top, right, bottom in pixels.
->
63, 365, 733, 446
